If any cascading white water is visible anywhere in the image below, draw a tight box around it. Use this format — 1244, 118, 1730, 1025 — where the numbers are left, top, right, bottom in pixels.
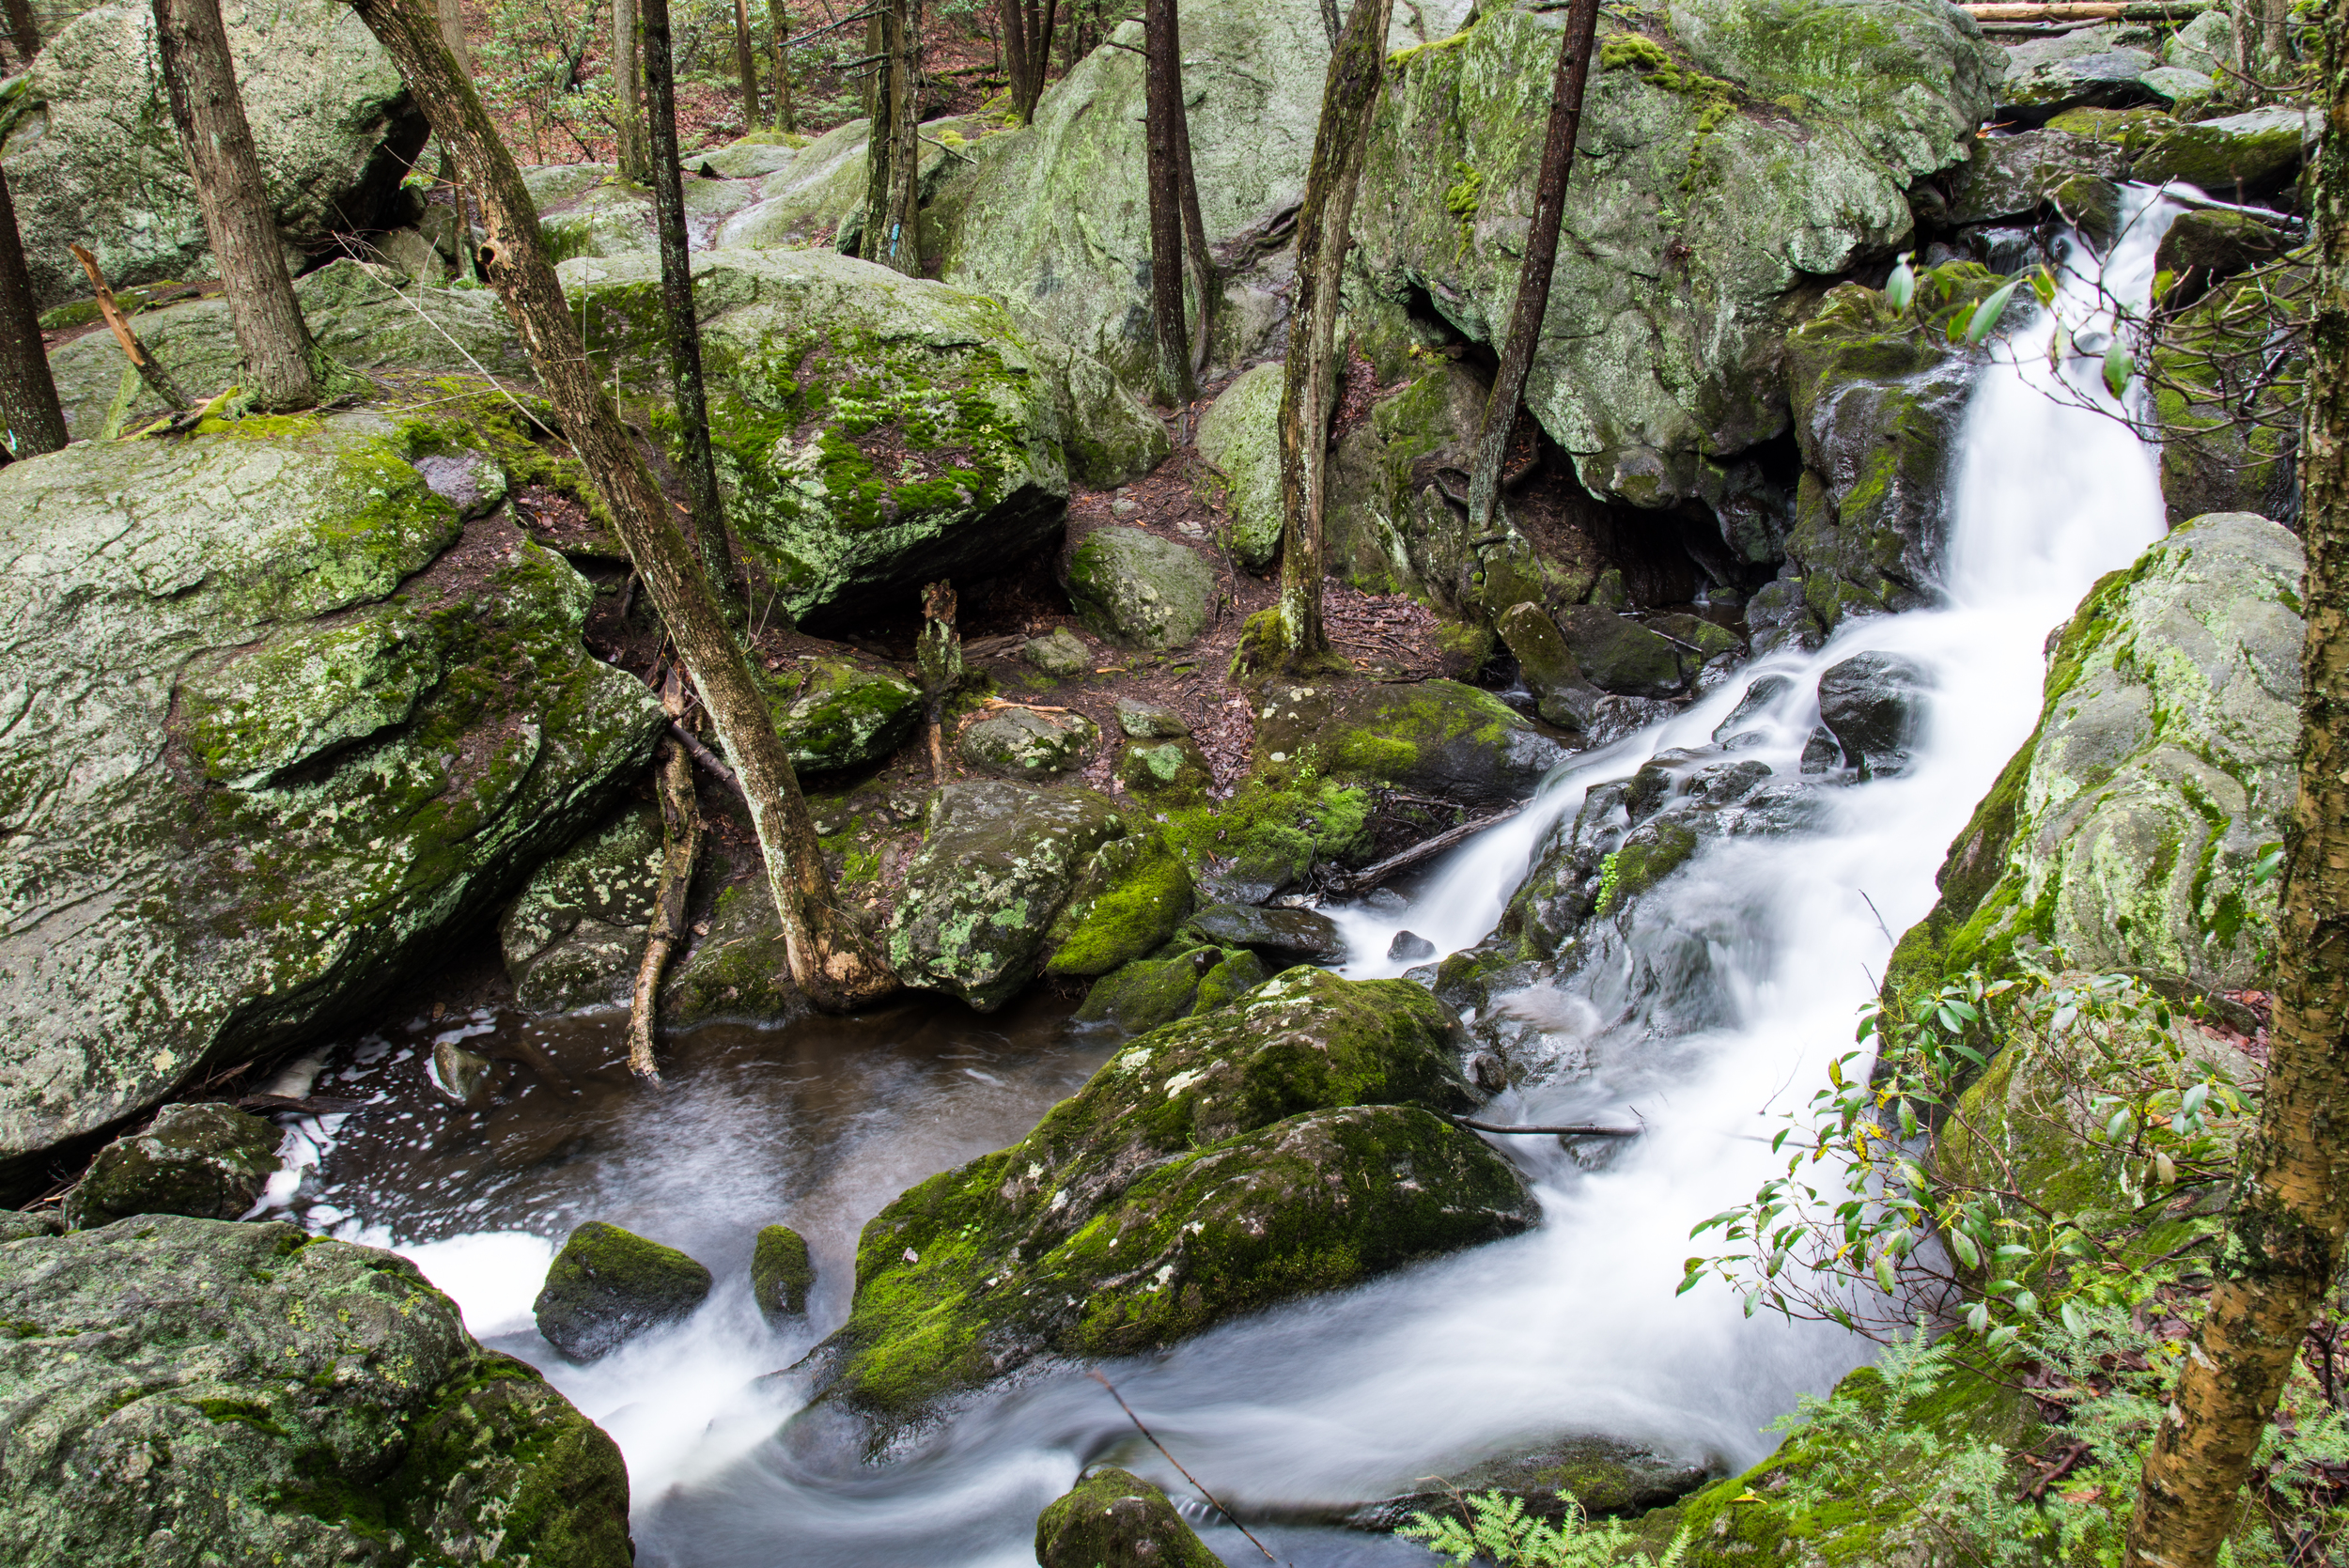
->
299, 189, 2186, 1566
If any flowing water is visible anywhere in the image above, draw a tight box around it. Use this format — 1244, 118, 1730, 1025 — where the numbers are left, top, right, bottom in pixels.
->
286, 190, 2185, 1565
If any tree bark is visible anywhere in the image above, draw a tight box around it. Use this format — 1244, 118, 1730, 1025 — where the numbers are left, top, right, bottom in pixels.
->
1003, 0, 1056, 123
1143, 0, 1192, 406
642, 0, 743, 609
70, 243, 192, 410
0, 168, 67, 460
340, 0, 896, 1012
614, 0, 650, 181
2122, 7, 2349, 1562
1171, 43, 1212, 378
4, 0, 39, 65
1464, 0, 1599, 535
768, 0, 796, 132
732, 0, 763, 127
859, 0, 920, 275
434, 0, 469, 73
916, 580, 961, 784
628, 675, 701, 1084
1318, 0, 1341, 46
1273, 0, 1392, 661
151, 0, 323, 411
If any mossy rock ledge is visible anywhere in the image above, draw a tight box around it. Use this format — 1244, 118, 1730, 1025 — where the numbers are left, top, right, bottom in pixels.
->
0, 1215, 631, 1567
0, 416, 666, 1200
790, 968, 1535, 1450
1253, 678, 1572, 809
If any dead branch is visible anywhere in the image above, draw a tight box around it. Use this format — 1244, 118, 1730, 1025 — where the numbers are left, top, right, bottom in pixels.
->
1321, 804, 1521, 895
1451, 1114, 1642, 1138
629, 670, 702, 1085
69, 243, 191, 410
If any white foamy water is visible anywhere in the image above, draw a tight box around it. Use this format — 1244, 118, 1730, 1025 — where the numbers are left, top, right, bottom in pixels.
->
326, 191, 2185, 1565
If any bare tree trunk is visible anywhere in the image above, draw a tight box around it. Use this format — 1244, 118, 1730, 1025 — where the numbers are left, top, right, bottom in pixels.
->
0, 169, 67, 461
1171, 47, 1212, 377
768, 0, 796, 132
434, 0, 469, 72
5, 0, 39, 64
1272, 0, 1392, 662
916, 580, 961, 784
628, 674, 700, 1084
2123, 8, 2349, 1562
342, 0, 896, 1012
152, 0, 323, 411
1465, 0, 1598, 535
1143, 0, 1192, 406
732, 0, 763, 127
643, 0, 743, 610
1317, 0, 1340, 47
859, 0, 920, 275
2260, 0, 2291, 83
1003, 0, 1056, 125
614, 0, 650, 180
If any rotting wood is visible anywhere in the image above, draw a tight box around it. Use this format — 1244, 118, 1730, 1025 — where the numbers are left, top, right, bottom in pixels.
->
629, 671, 702, 1084
915, 580, 963, 785
70, 244, 192, 410
1451, 1115, 1643, 1138
670, 719, 749, 802
1321, 804, 1522, 894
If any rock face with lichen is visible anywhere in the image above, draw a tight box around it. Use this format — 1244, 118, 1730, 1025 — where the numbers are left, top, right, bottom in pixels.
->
792, 967, 1534, 1450
0, 1215, 632, 1566
61, 1104, 283, 1232
0, 416, 665, 1199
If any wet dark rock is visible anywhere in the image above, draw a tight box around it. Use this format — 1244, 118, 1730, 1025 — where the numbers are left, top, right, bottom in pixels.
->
431, 1039, 494, 1108
1364, 887, 1409, 914
1948, 129, 2129, 225
1586, 694, 1683, 747
1186, 903, 1349, 968
753, 1223, 816, 1321
1035, 1467, 1221, 1568
62, 1103, 281, 1232
1801, 726, 1844, 775
1816, 652, 1935, 780
1712, 674, 1796, 749
533, 1220, 713, 1362
1497, 600, 1605, 733
1344, 1435, 1719, 1529
1388, 930, 1438, 962
1554, 606, 1685, 699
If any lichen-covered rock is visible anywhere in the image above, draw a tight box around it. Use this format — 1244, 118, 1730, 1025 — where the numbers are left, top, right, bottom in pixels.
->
538, 170, 762, 263
1815, 651, 1934, 780
500, 801, 665, 1015
658, 874, 802, 1024
1116, 697, 1190, 738
1324, 364, 1530, 608
1886, 512, 2301, 1003
698, 135, 801, 179
887, 781, 1131, 1010
797, 968, 1527, 1442
1995, 28, 2159, 120
1116, 735, 1215, 796
753, 1222, 817, 1320
2164, 8, 2232, 74
1, 0, 424, 310
1194, 362, 1287, 570
1254, 679, 1572, 808
1186, 903, 1349, 967
1043, 831, 1196, 978
1024, 628, 1094, 676
0, 418, 664, 1198
1346, 1435, 1718, 1528
61, 1104, 281, 1232
1065, 526, 1218, 651
764, 657, 923, 774
1948, 129, 2130, 225
713, 116, 875, 249
1035, 1468, 1222, 1568
960, 706, 1103, 780
534, 1219, 714, 1361
0, 1215, 631, 1566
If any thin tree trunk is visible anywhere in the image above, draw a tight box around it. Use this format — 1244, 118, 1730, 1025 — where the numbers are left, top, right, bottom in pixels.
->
1004, 0, 1056, 125
1272, 0, 1392, 661
0, 169, 67, 460
152, 0, 322, 411
614, 0, 650, 180
768, 0, 796, 132
341, 0, 896, 1012
1465, 0, 1598, 535
642, 0, 743, 611
1171, 45, 1211, 377
628, 675, 701, 1084
860, 0, 920, 274
1143, 0, 1192, 406
1318, 0, 1340, 47
2123, 8, 2349, 1561
733, 0, 763, 127
916, 580, 961, 784
4, 0, 39, 65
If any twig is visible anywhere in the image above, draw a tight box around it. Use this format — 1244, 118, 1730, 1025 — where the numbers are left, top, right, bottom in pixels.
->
1321, 805, 1520, 895
1451, 1114, 1642, 1138
669, 720, 750, 803
1086, 1370, 1280, 1564
69, 243, 190, 410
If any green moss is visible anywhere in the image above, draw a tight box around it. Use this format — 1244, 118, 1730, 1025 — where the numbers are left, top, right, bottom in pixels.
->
1045, 832, 1196, 978
1601, 30, 1741, 192
752, 1223, 816, 1318
190, 1396, 290, 1437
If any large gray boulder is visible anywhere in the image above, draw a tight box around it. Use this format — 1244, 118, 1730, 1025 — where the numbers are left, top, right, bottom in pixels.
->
1889, 512, 2303, 1001
2, 0, 425, 310
1064, 525, 1218, 650
0, 1215, 631, 1566
0, 418, 664, 1197
1194, 363, 1287, 570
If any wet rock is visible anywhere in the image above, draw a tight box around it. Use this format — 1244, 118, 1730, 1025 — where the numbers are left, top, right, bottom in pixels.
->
61, 1104, 281, 1232
960, 706, 1103, 780
1187, 903, 1349, 967
432, 1039, 495, 1108
534, 1219, 714, 1362
1554, 607, 1685, 698
2134, 105, 2312, 197
1024, 628, 1094, 676
501, 801, 666, 1015
763, 659, 923, 775
799, 969, 1526, 1445
0, 1216, 631, 1565
1064, 526, 1218, 651
1498, 601, 1604, 733
887, 782, 1130, 1011
1345, 1435, 1719, 1529
1043, 832, 1197, 979
5, 0, 423, 311
1650, 613, 1746, 688
2153, 209, 2294, 304
1254, 679, 1572, 809
1117, 736, 1216, 796
1116, 696, 1190, 738
1889, 512, 2302, 1001
1036, 1468, 1221, 1568
1816, 652, 1934, 780
753, 1223, 817, 1321
1194, 362, 1287, 570
1389, 930, 1438, 962
1801, 726, 1844, 775
0, 416, 665, 1199
1949, 130, 2129, 225
1711, 674, 1796, 749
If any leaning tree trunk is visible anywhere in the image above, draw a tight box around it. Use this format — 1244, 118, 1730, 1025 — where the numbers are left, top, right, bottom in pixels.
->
5, 0, 38, 64
434, 0, 468, 71
768, 0, 796, 132
1464, 0, 1600, 535
340, 0, 896, 1012
859, 0, 920, 275
1143, 0, 1192, 406
1272, 0, 1392, 661
731, 0, 763, 128
614, 0, 650, 181
2123, 5, 2349, 1562
152, 0, 323, 410
0, 168, 67, 460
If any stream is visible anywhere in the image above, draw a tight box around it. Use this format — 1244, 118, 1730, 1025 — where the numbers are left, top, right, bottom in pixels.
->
272, 189, 2184, 1565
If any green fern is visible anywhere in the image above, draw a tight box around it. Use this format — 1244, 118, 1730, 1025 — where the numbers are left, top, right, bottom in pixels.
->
1397, 1489, 1689, 1567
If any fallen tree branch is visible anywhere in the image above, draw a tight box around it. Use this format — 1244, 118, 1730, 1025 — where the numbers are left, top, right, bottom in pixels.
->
1322, 804, 1521, 895
70, 242, 191, 411
1086, 1370, 1277, 1564
669, 719, 750, 803
1452, 1113, 1642, 1138
1959, 1, 2212, 17
629, 674, 702, 1085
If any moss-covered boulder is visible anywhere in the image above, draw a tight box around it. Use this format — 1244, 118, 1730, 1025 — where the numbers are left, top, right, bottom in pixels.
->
1, 0, 423, 311
1886, 512, 2301, 1005
1043, 831, 1196, 978
2133, 105, 2311, 197
1065, 526, 1218, 651
0, 1216, 630, 1566
1254, 678, 1572, 808
1075, 943, 1268, 1033
1947, 128, 2129, 225
1994, 28, 2160, 120
763, 657, 923, 774
61, 1104, 281, 1232
753, 1222, 817, 1321
1497, 601, 1604, 733
1347, 1435, 1717, 1528
1035, 1468, 1221, 1568
537, 170, 762, 263
712, 116, 876, 249
959, 705, 1103, 780
500, 800, 665, 1015
1194, 362, 1286, 570
0, 418, 665, 1199
2154, 259, 2306, 527
534, 1219, 714, 1362
1554, 606, 1687, 698
2153, 209, 2294, 304
796, 968, 1530, 1441
1116, 735, 1216, 796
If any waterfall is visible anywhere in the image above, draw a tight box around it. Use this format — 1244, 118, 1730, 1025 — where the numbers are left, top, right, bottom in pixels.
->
300, 190, 2186, 1567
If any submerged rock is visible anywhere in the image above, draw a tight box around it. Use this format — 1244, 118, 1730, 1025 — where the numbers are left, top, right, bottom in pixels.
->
1815, 652, 1934, 780
1036, 1468, 1221, 1568
61, 1103, 281, 1232
534, 1220, 715, 1362
753, 1222, 817, 1320
0, 1216, 631, 1565
1346, 1434, 1719, 1529
1066, 526, 1219, 651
